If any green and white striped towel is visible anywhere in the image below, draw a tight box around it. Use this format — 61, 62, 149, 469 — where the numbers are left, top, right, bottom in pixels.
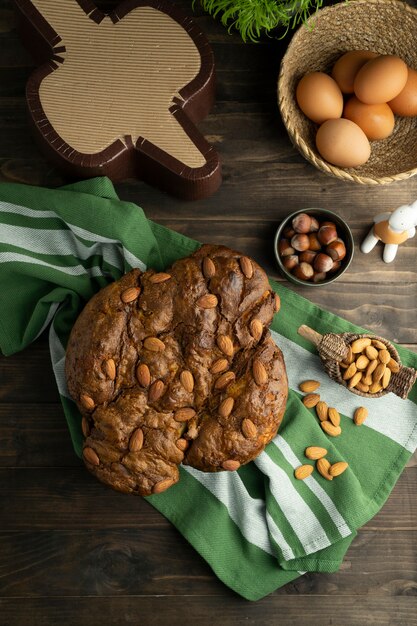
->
0, 177, 416, 601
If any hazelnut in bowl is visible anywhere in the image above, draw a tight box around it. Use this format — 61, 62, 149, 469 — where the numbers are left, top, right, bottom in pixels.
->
274, 209, 354, 287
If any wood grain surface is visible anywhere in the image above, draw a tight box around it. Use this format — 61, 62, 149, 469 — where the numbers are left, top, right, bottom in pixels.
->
0, 0, 416, 624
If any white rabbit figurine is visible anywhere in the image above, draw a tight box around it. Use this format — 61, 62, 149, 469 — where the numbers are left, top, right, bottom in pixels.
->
361, 200, 417, 263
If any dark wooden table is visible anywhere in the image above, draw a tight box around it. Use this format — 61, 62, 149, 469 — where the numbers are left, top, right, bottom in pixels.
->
1, 1, 416, 624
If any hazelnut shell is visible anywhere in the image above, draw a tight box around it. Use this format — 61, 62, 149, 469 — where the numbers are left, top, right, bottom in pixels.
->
292, 213, 312, 234
279, 238, 295, 257
299, 250, 317, 264
312, 271, 327, 283
291, 234, 310, 252
283, 255, 299, 271
310, 217, 320, 232
308, 232, 322, 251
293, 262, 314, 281
326, 240, 346, 261
314, 253, 334, 273
318, 224, 338, 246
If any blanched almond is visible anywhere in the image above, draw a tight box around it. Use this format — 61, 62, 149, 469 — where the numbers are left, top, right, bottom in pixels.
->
149, 272, 171, 284
242, 418, 257, 438
372, 339, 386, 350
316, 401, 328, 422
355, 381, 370, 393
316, 458, 333, 480
365, 345, 379, 360
83, 446, 99, 466
136, 363, 151, 388
344, 346, 354, 365
153, 478, 175, 494
81, 416, 90, 438
329, 461, 348, 477
355, 355, 369, 370
222, 459, 240, 471
103, 358, 116, 380
80, 393, 95, 411
373, 362, 386, 382
303, 393, 320, 408
144, 337, 165, 352
361, 373, 373, 386
321, 421, 341, 437
210, 358, 229, 374
217, 335, 234, 357
274, 293, 281, 313
328, 407, 340, 427
197, 294, 218, 309
294, 465, 314, 480
174, 407, 196, 422
305, 446, 327, 460
148, 380, 165, 402
348, 372, 362, 389
214, 371, 235, 390
253, 360, 267, 385
129, 427, 144, 452
351, 337, 371, 353
369, 381, 383, 394
387, 358, 400, 373
343, 363, 357, 380
353, 406, 368, 425
180, 370, 194, 393
366, 359, 378, 377
382, 367, 391, 389
240, 256, 253, 279
250, 319, 263, 341
379, 349, 391, 364
203, 256, 216, 278
121, 286, 141, 303
219, 397, 234, 418
299, 380, 320, 392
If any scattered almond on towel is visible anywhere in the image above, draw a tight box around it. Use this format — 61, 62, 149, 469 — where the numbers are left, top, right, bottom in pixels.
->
294, 379, 369, 480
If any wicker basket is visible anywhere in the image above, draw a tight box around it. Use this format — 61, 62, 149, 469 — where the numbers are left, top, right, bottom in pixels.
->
298, 325, 417, 400
278, 0, 417, 185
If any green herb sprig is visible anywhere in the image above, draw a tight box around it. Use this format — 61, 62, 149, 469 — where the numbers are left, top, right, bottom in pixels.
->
196, 0, 325, 42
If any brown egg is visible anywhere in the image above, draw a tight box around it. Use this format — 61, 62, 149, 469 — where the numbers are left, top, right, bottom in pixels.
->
316, 118, 371, 168
332, 50, 378, 94
388, 67, 417, 116
343, 96, 395, 140
354, 55, 408, 104
296, 72, 343, 124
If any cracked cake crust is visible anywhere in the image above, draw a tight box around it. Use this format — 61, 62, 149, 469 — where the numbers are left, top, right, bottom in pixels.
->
65, 244, 288, 496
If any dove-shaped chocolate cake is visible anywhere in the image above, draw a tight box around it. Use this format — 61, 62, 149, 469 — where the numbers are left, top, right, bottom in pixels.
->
14, 0, 221, 199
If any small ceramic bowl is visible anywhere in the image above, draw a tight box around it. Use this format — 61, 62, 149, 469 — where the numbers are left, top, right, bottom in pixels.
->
274, 208, 354, 287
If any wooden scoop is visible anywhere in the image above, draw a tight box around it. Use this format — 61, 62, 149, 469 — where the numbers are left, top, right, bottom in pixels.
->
298, 325, 417, 400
